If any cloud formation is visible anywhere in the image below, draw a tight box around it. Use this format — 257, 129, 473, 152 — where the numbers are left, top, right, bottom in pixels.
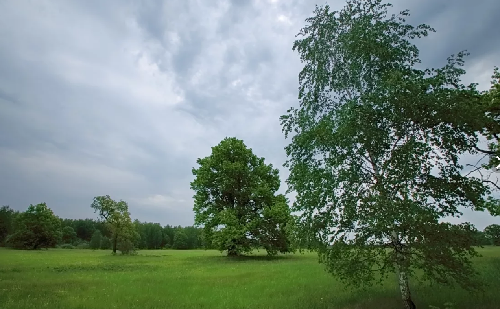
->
0, 0, 499, 228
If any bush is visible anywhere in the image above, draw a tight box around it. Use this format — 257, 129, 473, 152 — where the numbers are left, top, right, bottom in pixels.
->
100, 236, 111, 249
117, 239, 137, 255
75, 241, 89, 249
89, 230, 102, 249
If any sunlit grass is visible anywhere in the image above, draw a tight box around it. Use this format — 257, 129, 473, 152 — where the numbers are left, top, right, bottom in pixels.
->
0, 247, 499, 309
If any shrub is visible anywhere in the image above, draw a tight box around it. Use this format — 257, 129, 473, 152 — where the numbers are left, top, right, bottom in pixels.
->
100, 236, 111, 249
89, 230, 102, 249
117, 239, 137, 255
75, 241, 89, 249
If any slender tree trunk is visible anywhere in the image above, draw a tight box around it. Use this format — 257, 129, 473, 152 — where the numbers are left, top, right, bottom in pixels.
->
112, 234, 118, 254
396, 263, 416, 309
392, 231, 416, 309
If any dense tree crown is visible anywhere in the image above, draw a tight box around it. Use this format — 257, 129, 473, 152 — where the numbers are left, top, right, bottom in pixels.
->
191, 137, 293, 256
7, 203, 61, 250
0, 206, 19, 245
280, 0, 499, 308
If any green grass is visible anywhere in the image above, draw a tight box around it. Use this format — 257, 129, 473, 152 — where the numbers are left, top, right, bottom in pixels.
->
0, 247, 499, 309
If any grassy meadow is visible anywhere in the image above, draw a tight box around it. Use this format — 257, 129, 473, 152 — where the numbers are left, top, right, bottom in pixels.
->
0, 247, 499, 309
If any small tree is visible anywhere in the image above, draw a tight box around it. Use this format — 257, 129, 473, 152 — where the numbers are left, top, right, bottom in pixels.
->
172, 230, 189, 250
8, 203, 61, 250
0, 206, 19, 246
163, 234, 171, 249
484, 224, 500, 245
89, 230, 102, 249
117, 239, 137, 255
91, 195, 138, 254
61, 226, 77, 244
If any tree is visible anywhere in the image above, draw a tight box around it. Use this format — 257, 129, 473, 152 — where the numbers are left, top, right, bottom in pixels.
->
280, 1, 494, 308
72, 219, 97, 242
144, 223, 163, 249
473, 230, 492, 246
191, 137, 291, 256
91, 195, 138, 254
172, 230, 189, 249
484, 224, 500, 245
7, 203, 61, 250
163, 225, 175, 248
61, 226, 78, 244
184, 226, 202, 249
89, 230, 102, 249
0, 206, 19, 246
100, 236, 112, 249
163, 234, 171, 249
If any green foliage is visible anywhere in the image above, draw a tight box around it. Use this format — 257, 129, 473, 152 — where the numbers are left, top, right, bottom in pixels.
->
7, 203, 61, 250
67, 219, 97, 241
281, 0, 495, 305
163, 225, 175, 248
137, 222, 163, 249
258, 194, 295, 256
191, 137, 293, 256
117, 239, 137, 255
0, 206, 19, 246
173, 230, 189, 250
89, 230, 102, 249
484, 224, 500, 245
163, 234, 171, 249
75, 241, 89, 249
91, 195, 138, 254
100, 236, 112, 250
473, 230, 493, 246
61, 226, 77, 245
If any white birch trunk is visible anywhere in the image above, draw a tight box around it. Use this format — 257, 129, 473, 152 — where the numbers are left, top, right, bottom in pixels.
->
392, 231, 416, 309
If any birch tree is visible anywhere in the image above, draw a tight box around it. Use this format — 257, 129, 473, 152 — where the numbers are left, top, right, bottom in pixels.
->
280, 1, 496, 308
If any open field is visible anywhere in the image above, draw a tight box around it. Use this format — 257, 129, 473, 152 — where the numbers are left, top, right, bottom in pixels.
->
0, 247, 499, 309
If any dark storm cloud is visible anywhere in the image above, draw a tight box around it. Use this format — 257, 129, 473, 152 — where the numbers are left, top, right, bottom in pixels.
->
395, 0, 500, 71
0, 0, 498, 229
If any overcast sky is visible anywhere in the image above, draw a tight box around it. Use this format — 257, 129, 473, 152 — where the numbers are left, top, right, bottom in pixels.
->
0, 0, 499, 229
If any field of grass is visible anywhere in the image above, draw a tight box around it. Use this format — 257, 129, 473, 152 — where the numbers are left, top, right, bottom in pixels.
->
0, 247, 499, 309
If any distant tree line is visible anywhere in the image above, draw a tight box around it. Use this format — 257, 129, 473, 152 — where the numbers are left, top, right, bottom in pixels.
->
0, 204, 208, 251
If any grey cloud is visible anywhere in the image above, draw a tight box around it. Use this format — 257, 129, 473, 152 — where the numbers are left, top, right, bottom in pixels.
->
0, 0, 499, 229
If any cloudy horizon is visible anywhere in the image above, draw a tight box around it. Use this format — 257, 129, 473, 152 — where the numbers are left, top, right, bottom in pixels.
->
0, 0, 499, 229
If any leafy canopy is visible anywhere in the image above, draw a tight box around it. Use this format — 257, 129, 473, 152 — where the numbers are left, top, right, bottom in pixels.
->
191, 137, 293, 256
7, 203, 61, 250
281, 0, 494, 297
484, 224, 500, 246
91, 195, 138, 254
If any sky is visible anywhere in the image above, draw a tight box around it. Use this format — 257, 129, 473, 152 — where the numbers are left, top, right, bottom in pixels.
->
0, 0, 499, 229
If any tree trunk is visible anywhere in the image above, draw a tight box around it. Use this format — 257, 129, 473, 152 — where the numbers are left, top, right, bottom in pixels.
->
112, 234, 118, 254
227, 241, 239, 256
393, 231, 416, 309
397, 264, 416, 309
